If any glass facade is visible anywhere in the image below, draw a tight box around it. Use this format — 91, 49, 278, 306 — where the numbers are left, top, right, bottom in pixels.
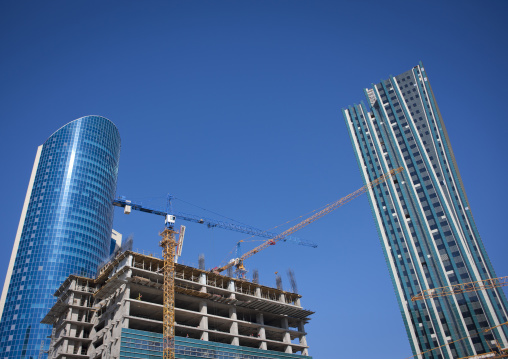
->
0, 116, 121, 358
120, 329, 312, 359
343, 63, 508, 358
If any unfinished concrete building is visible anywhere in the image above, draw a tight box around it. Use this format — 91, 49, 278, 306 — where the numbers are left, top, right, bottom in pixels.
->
42, 251, 313, 358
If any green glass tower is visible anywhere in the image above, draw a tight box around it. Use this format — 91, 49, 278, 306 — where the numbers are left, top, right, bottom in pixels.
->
343, 63, 508, 358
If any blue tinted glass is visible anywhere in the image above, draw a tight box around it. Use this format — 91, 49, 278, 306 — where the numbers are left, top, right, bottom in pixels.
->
0, 116, 121, 357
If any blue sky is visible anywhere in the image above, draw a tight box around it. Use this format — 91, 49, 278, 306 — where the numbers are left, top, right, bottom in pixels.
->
1, 1, 508, 357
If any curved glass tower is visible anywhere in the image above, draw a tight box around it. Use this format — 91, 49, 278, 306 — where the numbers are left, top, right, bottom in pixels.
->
0, 116, 121, 358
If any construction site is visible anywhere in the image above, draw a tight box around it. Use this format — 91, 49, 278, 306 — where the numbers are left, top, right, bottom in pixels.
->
42, 250, 312, 358
4, 3, 508, 358
39, 167, 405, 359
40, 161, 508, 359
33, 99, 508, 359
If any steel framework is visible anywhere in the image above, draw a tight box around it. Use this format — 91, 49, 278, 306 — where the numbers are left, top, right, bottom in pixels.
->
404, 321, 508, 359
113, 197, 316, 247
114, 194, 318, 358
213, 166, 405, 274
160, 227, 177, 359
411, 276, 508, 302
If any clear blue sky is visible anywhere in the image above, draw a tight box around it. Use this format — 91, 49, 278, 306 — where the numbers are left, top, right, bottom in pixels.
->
1, 1, 508, 357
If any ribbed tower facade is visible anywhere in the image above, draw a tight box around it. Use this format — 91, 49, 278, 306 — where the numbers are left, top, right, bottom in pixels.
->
0, 116, 121, 358
343, 63, 508, 358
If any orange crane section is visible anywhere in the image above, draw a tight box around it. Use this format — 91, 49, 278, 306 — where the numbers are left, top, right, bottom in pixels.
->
213, 166, 404, 274
411, 276, 508, 302
403, 322, 508, 359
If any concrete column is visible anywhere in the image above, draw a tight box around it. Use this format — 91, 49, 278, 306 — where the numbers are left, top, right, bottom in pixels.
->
199, 301, 208, 314
283, 331, 291, 343
228, 280, 236, 299
279, 293, 286, 303
229, 307, 239, 345
298, 321, 308, 356
63, 337, 69, 354
281, 317, 292, 353
256, 312, 264, 326
123, 299, 130, 329
255, 287, 261, 298
256, 313, 267, 350
200, 329, 209, 341
199, 273, 207, 293
199, 301, 208, 341
295, 297, 301, 307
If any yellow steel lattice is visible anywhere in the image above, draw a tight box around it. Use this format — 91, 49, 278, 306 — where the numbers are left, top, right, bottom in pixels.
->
404, 321, 508, 359
160, 228, 177, 359
412, 276, 508, 302
214, 166, 405, 274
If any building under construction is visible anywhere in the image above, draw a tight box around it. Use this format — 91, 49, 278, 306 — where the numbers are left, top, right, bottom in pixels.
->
42, 250, 313, 358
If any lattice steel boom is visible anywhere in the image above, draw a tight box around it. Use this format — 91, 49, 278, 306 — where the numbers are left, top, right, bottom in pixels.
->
213, 166, 404, 274
412, 276, 508, 302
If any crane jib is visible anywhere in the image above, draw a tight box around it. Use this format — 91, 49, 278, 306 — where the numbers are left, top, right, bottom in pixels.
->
112, 198, 317, 248
214, 166, 405, 274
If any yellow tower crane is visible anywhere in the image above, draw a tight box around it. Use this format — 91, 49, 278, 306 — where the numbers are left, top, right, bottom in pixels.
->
212, 166, 405, 274
160, 223, 178, 359
113, 195, 316, 358
411, 276, 508, 302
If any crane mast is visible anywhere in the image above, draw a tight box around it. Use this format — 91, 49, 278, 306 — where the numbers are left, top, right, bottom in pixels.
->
160, 225, 177, 359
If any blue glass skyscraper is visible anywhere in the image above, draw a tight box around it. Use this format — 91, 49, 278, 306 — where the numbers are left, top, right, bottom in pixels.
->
0, 116, 121, 358
343, 63, 508, 358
